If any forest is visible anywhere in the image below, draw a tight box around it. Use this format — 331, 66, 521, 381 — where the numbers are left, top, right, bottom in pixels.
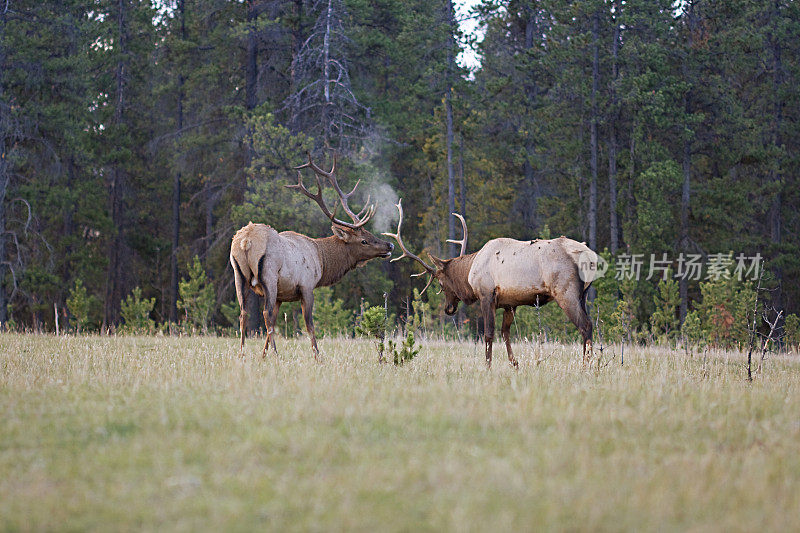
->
1, 0, 798, 347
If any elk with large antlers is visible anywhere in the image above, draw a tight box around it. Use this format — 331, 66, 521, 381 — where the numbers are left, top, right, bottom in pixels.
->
383, 200, 599, 368
230, 153, 393, 359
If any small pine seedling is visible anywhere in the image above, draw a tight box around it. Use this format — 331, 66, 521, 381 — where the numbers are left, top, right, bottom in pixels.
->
356, 306, 387, 362
387, 331, 420, 366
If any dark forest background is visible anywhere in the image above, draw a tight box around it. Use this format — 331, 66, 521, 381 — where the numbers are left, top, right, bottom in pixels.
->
1, 0, 798, 342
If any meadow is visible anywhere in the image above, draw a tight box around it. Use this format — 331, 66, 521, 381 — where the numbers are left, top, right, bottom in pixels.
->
1, 332, 799, 531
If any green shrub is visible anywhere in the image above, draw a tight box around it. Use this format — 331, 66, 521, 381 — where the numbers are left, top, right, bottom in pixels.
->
120, 287, 155, 334
356, 305, 387, 361
357, 304, 421, 365
694, 276, 757, 349
221, 300, 241, 329
387, 331, 420, 366
590, 250, 620, 341
609, 297, 636, 344
178, 256, 215, 333
67, 279, 98, 333
681, 310, 705, 349
408, 287, 437, 333
650, 272, 680, 342
313, 287, 353, 337
513, 301, 579, 344
784, 314, 800, 352
608, 280, 640, 344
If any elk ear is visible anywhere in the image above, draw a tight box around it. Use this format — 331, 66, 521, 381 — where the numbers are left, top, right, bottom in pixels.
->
331, 225, 353, 241
428, 253, 451, 271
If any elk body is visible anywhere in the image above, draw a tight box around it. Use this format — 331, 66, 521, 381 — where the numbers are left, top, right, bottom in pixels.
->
384, 201, 598, 368
230, 155, 393, 359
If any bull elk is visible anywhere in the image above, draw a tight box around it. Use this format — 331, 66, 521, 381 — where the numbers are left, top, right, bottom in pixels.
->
383, 200, 598, 368
230, 154, 394, 359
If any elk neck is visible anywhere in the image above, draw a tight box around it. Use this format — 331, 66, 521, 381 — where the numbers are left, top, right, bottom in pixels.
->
313, 235, 364, 287
444, 253, 478, 304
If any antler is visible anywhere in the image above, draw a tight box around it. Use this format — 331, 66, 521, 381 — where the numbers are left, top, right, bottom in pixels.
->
293, 152, 375, 228
446, 212, 468, 257
285, 169, 342, 224
382, 199, 437, 293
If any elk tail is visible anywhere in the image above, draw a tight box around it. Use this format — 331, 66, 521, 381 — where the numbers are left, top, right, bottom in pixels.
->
232, 235, 255, 286
230, 248, 249, 288
581, 281, 593, 314
241, 237, 266, 288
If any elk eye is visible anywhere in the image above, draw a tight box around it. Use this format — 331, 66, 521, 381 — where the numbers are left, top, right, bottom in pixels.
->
361, 240, 368, 245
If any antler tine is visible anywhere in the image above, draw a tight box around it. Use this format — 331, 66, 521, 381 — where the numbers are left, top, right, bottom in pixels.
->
303, 152, 374, 226
292, 152, 379, 229
382, 199, 435, 274
421, 273, 436, 295
445, 212, 468, 257
296, 151, 332, 178
286, 170, 327, 212
355, 195, 372, 219
287, 167, 364, 229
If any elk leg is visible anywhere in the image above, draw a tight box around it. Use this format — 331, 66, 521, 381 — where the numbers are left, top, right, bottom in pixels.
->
300, 288, 320, 360
267, 301, 281, 353
501, 307, 519, 369
584, 338, 594, 365
554, 287, 593, 365
260, 275, 279, 359
480, 296, 496, 368
233, 266, 248, 356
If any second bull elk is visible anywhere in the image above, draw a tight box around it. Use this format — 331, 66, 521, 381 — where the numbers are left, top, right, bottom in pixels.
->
230, 154, 394, 359
383, 200, 599, 368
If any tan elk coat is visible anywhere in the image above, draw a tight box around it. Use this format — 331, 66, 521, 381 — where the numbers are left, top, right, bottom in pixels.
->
467, 237, 595, 308
383, 199, 598, 368
230, 153, 393, 359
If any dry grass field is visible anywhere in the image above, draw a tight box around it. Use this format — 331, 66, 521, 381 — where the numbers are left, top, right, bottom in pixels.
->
1, 332, 800, 531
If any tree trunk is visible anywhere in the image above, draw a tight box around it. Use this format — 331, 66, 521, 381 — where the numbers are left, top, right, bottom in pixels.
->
0, 160, 7, 327
245, 0, 261, 334
321, 0, 333, 145
680, 137, 691, 324
608, 2, 620, 254
520, 7, 540, 234
588, 10, 599, 252
459, 133, 466, 217
627, 125, 635, 243
170, 0, 186, 325
205, 185, 216, 259
679, 2, 696, 325
445, 90, 456, 257
0, 7, 8, 326
457, 134, 466, 327
104, 169, 124, 328
445, 0, 457, 258
246, 1, 258, 113
768, 0, 783, 309
103, 0, 129, 329
290, 0, 303, 94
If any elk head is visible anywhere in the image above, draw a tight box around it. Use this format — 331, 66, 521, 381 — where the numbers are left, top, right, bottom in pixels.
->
289, 153, 394, 262
383, 201, 473, 314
